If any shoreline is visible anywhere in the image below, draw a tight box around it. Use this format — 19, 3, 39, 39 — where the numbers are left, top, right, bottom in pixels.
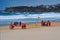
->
0, 21, 60, 30
0, 21, 60, 26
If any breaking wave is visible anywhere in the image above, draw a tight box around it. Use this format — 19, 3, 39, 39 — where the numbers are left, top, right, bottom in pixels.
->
0, 12, 60, 19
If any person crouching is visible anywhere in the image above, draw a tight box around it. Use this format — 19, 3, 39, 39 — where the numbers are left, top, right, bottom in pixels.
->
41, 20, 46, 26
21, 23, 26, 29
9, 22, 14, 29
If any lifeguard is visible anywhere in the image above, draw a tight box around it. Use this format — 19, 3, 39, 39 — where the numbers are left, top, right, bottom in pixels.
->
47, 20, 51, 26
41, 20, 47, 26
9, 22, 14, 29
21, 23, 26, 29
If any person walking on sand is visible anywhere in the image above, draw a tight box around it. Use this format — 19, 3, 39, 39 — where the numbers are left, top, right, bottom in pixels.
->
47, 20, 51, 26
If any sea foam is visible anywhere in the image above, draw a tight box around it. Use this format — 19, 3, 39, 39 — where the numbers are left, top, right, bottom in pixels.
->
0, 12, 60, 19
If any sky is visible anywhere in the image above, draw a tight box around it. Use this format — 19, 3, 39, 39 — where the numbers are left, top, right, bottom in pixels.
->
0, 0, 60, 10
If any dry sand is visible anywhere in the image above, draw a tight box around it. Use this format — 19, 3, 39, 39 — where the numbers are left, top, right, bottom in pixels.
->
0, 22, 60, 40
0, 27, 60, 40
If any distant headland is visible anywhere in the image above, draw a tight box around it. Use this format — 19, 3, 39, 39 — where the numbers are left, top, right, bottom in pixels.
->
5, 4, 60, 12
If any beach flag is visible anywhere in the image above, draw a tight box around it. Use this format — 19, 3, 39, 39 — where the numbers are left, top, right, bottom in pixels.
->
38, 16, 40, 19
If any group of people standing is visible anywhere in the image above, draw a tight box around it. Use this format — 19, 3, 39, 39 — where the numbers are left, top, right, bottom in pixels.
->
9, 22, 26, 29
41, 20, 51, 26
9, 20, 51, 29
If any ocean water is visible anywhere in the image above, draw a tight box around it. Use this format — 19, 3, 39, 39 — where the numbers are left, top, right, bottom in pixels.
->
0, 12, 60, 26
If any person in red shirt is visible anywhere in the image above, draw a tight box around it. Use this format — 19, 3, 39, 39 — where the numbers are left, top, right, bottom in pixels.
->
47, 20, 51, 26
21, 23, 26, 29
41, 20, 47, 26
9, 22, 14, 29
41, 20, 46, 26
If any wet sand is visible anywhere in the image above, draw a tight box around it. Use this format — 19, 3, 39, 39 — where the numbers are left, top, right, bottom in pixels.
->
0, 22, 60, 30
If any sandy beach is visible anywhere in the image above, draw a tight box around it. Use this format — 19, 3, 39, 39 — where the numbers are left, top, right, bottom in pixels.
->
0, 27, 60, 40
0, 22, 60, 40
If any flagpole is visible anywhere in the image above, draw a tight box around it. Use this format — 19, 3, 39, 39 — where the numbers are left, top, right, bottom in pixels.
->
38, 16, 40, 23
